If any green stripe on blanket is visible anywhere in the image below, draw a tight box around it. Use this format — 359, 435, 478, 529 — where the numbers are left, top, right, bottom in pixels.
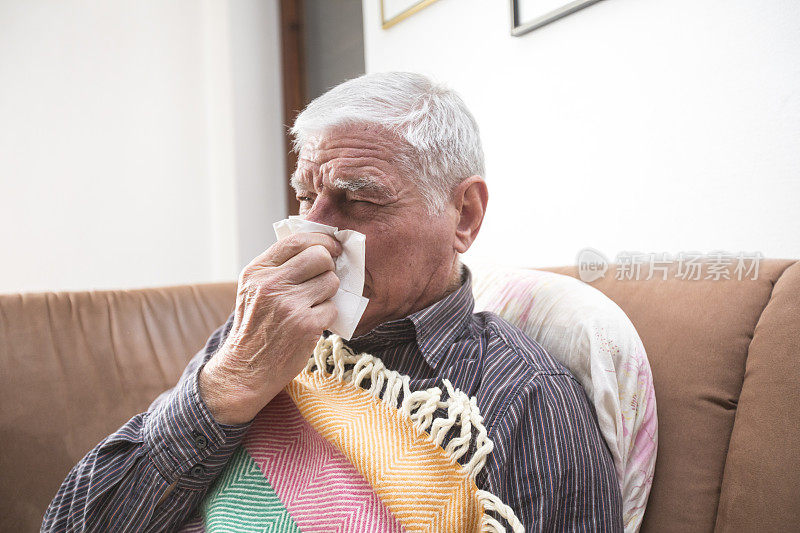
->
202, 447, 301, 533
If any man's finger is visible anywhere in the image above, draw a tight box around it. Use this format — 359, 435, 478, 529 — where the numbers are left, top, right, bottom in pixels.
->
281, 244, 337, 284
308, 299, 338, 331
260, 232, 342, 268
298, 270, 340, 307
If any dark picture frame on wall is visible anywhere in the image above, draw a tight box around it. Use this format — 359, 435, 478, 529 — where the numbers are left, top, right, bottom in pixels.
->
510, 0, 603, 36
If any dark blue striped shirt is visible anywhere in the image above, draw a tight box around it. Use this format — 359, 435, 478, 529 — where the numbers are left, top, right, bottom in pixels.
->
42, 268, 622, 532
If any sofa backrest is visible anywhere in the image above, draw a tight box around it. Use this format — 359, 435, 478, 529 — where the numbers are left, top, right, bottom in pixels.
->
0, 282, 236, 532
545, 259, 800, 532
1, 260, 798, 532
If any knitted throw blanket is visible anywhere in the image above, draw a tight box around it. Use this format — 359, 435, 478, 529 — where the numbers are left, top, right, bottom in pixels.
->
179, 335, 523, 532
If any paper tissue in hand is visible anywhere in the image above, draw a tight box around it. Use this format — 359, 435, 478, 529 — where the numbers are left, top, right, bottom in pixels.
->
273, 216, 369, 340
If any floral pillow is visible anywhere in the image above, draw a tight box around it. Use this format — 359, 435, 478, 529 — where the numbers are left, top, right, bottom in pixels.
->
472, 266, 657, 533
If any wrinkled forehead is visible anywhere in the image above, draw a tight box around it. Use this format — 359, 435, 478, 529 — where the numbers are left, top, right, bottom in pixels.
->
293, 124, 413, 188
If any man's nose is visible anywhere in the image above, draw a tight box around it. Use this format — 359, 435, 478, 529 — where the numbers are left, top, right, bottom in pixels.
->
303, 195, 343, 228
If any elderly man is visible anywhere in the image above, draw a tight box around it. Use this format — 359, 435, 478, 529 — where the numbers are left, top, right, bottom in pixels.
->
43, 72, 622, 531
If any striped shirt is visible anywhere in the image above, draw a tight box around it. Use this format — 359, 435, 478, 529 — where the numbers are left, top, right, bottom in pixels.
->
42, 268, 623, 532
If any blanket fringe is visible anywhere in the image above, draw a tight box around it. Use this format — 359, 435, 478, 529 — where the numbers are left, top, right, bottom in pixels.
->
478, 490, 525, 533
304, 335, 524, 532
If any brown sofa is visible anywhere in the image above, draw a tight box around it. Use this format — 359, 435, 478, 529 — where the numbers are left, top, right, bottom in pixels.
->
1, 260, 798, 532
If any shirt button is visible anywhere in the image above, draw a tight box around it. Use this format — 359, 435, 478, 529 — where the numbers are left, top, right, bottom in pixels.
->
190, 465, 206, 478
193, 434, 208, 449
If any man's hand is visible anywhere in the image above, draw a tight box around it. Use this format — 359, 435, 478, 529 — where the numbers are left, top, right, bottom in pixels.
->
198, 233, 341, 425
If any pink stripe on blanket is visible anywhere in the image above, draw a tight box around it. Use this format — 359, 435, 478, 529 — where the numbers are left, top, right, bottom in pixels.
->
244, 391, 404, 533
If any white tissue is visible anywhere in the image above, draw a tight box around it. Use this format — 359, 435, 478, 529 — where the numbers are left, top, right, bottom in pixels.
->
272, 216, 369, 340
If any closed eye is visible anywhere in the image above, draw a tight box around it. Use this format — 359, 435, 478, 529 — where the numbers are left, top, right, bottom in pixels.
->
347, 196, 373, 204
345, 191, 386, 206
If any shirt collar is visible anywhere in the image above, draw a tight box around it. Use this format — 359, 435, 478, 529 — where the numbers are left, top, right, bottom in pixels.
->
346, 266, 475, 369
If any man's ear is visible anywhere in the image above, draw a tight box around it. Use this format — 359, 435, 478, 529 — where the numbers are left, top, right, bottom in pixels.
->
452, 176, 488, 254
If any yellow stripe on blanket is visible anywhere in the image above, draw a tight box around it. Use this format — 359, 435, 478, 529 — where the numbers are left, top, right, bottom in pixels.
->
284, 335, 523, 533
288, 371, 482, 532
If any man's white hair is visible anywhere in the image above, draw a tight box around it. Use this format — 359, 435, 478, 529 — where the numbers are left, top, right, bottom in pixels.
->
291, 72, 485, 213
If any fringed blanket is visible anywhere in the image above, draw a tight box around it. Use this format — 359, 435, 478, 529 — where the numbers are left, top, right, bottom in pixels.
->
180, 335, 523, 532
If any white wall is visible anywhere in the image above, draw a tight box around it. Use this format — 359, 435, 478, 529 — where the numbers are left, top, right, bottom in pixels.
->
362, 0, 800, 267
0, 0, 286, 293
